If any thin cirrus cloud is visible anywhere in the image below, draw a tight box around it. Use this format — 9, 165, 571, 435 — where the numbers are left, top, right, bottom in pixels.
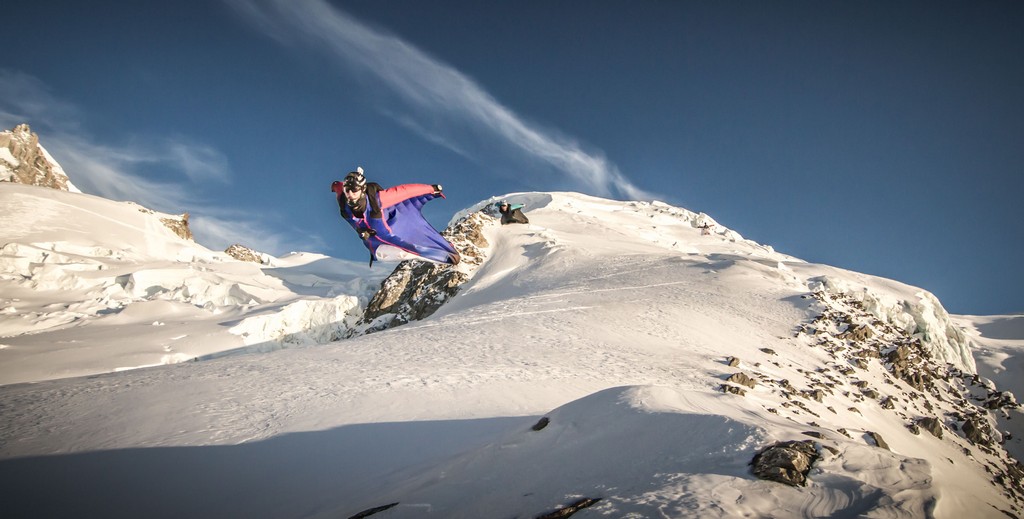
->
0, 68, 230, 206
0, 68, 317, 254
227, 0, 654, 201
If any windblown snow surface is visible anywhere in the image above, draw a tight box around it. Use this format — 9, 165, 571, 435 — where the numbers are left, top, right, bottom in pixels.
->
1, 184, 1021, 518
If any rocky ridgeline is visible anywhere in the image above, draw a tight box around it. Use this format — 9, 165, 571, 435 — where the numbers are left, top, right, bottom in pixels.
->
225, 244, 269, 264
350, 209, 496, 336
720, 284, 1023, 509
160, 213, 193, 241
0, 124, 77, 191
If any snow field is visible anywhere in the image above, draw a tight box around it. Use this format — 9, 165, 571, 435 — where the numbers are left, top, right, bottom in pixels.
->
0, 188, 1020, 517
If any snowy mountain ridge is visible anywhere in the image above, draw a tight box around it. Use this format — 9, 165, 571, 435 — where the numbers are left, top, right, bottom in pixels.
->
1, 150, 1023, 516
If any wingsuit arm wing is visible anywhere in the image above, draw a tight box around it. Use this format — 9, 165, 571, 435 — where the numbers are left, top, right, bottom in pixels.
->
378, 184, 443, 210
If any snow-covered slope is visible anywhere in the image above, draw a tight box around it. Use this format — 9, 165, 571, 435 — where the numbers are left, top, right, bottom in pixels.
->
0, 183, 384, 383
956, 313, 1024, 461
1, 190, 1020, 518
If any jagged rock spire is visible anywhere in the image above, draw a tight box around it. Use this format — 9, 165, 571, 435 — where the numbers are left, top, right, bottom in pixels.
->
0, 123, 80, 192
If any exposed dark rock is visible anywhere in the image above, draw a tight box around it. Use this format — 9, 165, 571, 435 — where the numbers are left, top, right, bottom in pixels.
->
359, 261, 468, 332
531, 417, 550, 431
727, 356, 741, 367
356, 211, 494, 334
225, 243, 267, 264
917, 417, 943, 439
995, 463, 1024, 497
160, 212, 194, 241
962, 414, 996, 447
841, 324, 874, 341
802, 389, 825, 402
984, 390, 1020, 411
348, 502, 399, 518
726, 372, 756, 389
868, 431, 890, 451
535, 498, 601, 518
751, 440, 819, 486
720, 384, 747, 396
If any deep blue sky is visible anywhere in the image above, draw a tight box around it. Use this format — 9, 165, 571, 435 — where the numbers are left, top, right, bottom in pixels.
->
2, 1, 1021, 315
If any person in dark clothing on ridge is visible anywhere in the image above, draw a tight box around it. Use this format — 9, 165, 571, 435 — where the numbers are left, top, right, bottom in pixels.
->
497, 200, 529, 225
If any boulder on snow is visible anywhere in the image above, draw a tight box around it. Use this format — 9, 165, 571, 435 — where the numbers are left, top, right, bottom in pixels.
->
961, 414, 997, 447
868, 431, 890, 451
751, 440, 819, 486
726, 372, 756, 389
347, 502, 398, 519
720, 384, 747, 396
841, 324, 874, 342
917, 417, 943, 439
536, 498, 601, 519
225, 243, 268, 264
531, 417, 550, 431
360, 260, 468, 331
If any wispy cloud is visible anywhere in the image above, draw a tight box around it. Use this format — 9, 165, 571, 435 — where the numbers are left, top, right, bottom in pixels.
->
0, 68, 308, 255
0, 70, 82, 133
228, 0, 654, 200
33, 134, 228, 210
189, 207, 328, 255
0, 69, 231, 206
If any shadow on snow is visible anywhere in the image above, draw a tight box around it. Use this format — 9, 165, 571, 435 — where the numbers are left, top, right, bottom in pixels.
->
0, 417, 526, 519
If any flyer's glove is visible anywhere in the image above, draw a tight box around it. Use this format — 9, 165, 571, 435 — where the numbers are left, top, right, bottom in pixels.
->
358, 229, 376, 240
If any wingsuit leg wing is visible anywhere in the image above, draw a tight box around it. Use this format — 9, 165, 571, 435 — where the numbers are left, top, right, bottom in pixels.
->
367, 191, 460, 265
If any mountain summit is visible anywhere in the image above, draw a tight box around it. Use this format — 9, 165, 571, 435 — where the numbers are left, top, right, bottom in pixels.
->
0, 124, 79, 192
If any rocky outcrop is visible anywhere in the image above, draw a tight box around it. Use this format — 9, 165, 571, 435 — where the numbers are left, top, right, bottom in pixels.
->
720, 281, 1023, 507
751, 440, 819, 486
225, 243, 268, 264
353, 210, 496, 335
347, 502, 398, 519
916, 417, 944, 438
0, 124, 78, 192
536, 498, 602, 518
160, 212, 194, 241
793, 288, 1024, 502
